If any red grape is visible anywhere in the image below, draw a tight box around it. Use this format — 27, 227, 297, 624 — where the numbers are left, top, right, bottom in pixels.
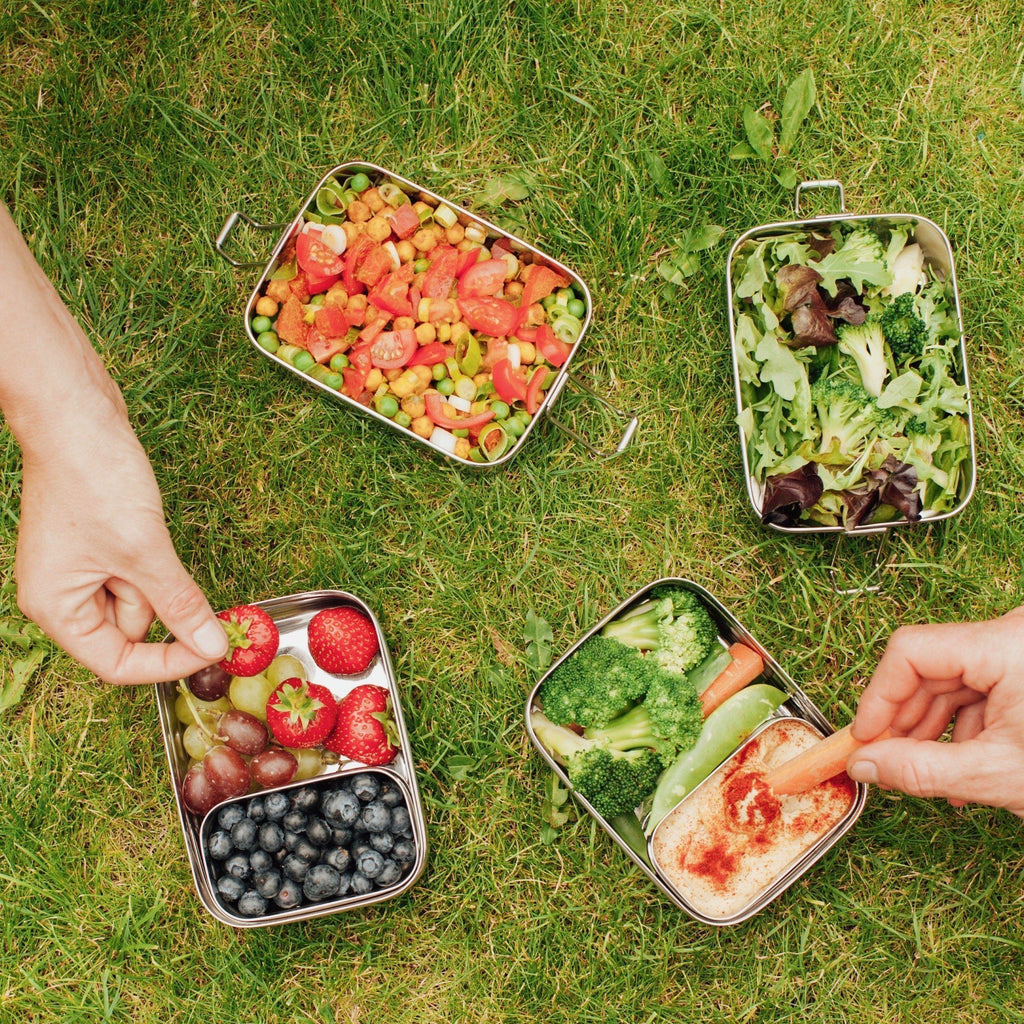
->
186, 664, 231, 701
203, 745, 250, 798
218, 709, 268, 756
181, 763, 221, 815
250, 747, 299, 788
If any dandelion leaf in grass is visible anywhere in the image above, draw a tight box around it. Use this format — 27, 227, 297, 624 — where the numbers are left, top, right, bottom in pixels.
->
474, 173, 533, 209
779, 70, 817, 155
742, 105, 775, 162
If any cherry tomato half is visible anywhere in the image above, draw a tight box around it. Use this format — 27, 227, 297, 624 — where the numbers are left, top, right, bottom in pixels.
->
296, 231, 344, 278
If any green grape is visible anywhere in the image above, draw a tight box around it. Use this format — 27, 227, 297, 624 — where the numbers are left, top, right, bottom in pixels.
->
266, 654, 307, 687
228, 673, 277, 721
288, 747, 325, 781
175, 692, 230, 727
182, 722, 214, 760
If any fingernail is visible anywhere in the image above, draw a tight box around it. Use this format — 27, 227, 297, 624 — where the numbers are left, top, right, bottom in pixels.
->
847, 759, 879, 785
194, 620, 228, 659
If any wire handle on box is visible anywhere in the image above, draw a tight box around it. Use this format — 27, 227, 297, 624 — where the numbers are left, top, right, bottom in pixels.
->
545, 377, 638, 460
213, 211, 289, 268
794, 180, 846, 218
828, 530, 889, 596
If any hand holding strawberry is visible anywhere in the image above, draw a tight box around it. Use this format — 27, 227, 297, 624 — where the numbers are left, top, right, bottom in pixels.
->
217, 604, 280, 677
308, 606, 379, 675
266, 678, 339, 749
324, 684, 398, 765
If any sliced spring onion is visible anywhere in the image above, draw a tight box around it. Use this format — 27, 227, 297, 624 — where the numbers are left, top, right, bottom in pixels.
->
416, 206, 434, 225
379, 182, 409, 208
300, 220, 322, 235
454, 375, 477, 402
508, 343, 521, 369
446, 394, 472, 413
434, 204, 458, 229
270, 260, 298, 282
315, 180, 347, 217
478, 423, 509, 462
428, 425, 459, 454
320, 224, 348, 255
464, 223, 487, 245
454, 334, 482, 377
382, 241, 401, 271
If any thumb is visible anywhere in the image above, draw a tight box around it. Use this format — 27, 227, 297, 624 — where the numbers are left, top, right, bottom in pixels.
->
140, 563, 227, 661
847, 736, 1019, 812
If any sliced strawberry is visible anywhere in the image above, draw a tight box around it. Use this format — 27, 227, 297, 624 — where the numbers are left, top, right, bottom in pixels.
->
323, 684, 399, 765
307, 606, 379, 675
217, 605, 280, 677
266, 678, 339, 748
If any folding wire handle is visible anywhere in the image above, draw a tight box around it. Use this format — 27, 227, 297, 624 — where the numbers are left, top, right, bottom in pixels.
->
794, 179, 846, 218
213, 211, 289, 268
828, 529, 890, 596
544, 377, 639, 460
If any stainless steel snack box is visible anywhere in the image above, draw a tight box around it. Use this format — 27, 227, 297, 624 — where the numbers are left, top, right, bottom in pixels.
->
524, 577, 867, 924
726, 179, 977, 535
155, 589, 427, 927
216, 160, 637, 468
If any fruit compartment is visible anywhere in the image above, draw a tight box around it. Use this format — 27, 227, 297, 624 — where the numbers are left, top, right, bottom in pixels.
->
154, 589, 428, 926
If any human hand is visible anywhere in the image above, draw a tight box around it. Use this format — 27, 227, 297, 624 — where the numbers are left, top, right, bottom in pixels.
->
848, 610, 1024, 819
14, 401, 228, 685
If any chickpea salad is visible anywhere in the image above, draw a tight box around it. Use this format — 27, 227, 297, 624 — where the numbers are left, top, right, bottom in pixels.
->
248, 168, 588, 464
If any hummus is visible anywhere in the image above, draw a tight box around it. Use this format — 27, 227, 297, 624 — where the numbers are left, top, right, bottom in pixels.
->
650, 718, 856, 920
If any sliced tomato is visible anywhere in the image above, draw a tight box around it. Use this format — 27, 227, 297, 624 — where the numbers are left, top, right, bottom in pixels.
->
358, 319, 385, 345
314, 305, 349, 337
457, 247, 483, 275
533, 323, 572, 368
306, 328, 348, 364
406, 342, 449, 367
526, 365, 549, 415
390, 204, 421, 240
297, 232, 345, 278
370, 329, 418, 369
459, 296, 518, 337
421, 246, 462, 298
519, 263, 569, 308
305, 269, 340, 295
368, 263, 415, 318
492, 358, 528, 405
343, 304, 367, 327
355, 246, 392, 289
342, 236, 375, 294
275, 296, 308, 346
342, 365, 368, 399
287, 273, 311, 304
348, 343, 372, 373
458, 259, 507, 299
424, 392, 496, 432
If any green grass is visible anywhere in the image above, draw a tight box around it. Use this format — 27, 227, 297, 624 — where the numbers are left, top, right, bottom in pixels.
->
2, 1, 1024, 1020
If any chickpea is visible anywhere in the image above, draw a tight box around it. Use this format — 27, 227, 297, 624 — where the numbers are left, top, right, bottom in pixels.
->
411, 228, 436, 253
365, 368, 384, 391
347, 293, 368, 314
347, 200, 371, 223
385, 367, 403, 382
360, 187, 384, 212
390, 370, 420, 399
396, 239, 416, 264
265, 280, 291, 303
473, 372, 490, 388
456, 239, 476, 252
410, 364, 432, 387
394, 316, 416, 331
325, 283, 349, 307
435, 322, 452, 342
454, 438, 471, 460
255, 295, 278, 317
504, 280, 524, 302
445, 223, 465, 245
411, 414, 433, 439
414, 322, 436, 345
402, 394, 427, 418
366, 215, 392, 242
518, 341, 537, 364
523, 301, 546, 327
342, 221, 363, 245
450, 321, 470, 346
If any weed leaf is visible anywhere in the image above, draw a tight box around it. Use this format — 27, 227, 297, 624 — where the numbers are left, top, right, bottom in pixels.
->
779, 69, 817, 154
0, 646, 45, 715
474, 172, 533, 209
742, 105, 775, 162
524, 609, 553, 674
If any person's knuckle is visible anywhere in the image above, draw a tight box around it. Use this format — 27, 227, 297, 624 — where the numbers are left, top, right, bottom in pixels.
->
161, 582, 208, 623
896, 758, 940, 798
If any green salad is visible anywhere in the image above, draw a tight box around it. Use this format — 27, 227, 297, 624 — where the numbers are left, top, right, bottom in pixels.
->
731, 219, 973, 529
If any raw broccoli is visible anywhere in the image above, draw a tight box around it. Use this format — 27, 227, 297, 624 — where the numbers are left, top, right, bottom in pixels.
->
600, 589, 717, 676
810, 376, 879, 457
539, 634, 660, 728
532, 711, 665, 819
584, 667, 703, 760
837, 317, 888, 397
881, 292, 929, 365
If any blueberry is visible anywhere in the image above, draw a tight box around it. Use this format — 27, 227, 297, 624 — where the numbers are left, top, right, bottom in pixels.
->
321, 790, 360, 827
350, 774, 381, 802
249, 848, 274, 873
337, 871, 352, 896
254, 868, 283, 900
274, 878, 303, 909
283, 854, 310, 883
258, 822, 285, 854
263, 791, 290, 820
350, 872, 373, 895
369, 831, 394, 854
224, 853, 251, 880
350, 838, 371, 859
390, 806, 411, 836
230, 817, 259, 852
323, 846, 351, 872
359, 801, 391, 834
293, 838, 319, 864
217, 804, 245, 831
291, 786, 319, 811
376, 858, 402, 887
216, 874, 246, 902
246, 796, 266, 823
355, 848, 384, 879
207, 830, 233, 860
303, 864, 341, 902
284, 831, 302, 852
391, 838, 416, 867
306, 816, 332, 847
237, 890, 268, 917
378, 783, 405, 808
331, 827, 353, 847
282, 810, 307, 833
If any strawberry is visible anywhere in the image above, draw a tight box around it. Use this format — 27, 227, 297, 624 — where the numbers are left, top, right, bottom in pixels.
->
323, 684, 399, 765
307, 606, 379, 675
217, 604, 280, 677
266, 678, 339, 749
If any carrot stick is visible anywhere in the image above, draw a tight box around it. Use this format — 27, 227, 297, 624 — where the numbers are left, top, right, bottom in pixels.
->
699, 642, 765, 717
764, 723, 892, 796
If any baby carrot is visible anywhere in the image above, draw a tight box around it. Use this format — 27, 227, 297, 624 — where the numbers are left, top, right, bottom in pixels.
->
765, 723, 891, 796
699, 642, 765, 717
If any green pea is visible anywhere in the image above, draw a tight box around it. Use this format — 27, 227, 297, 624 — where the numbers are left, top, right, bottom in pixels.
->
394, 411, 412, 428
505, 417, 525, 438
436, 377, 455, 396
256, 331, 279, 353
490, 400, 510, 420
556, 287, 575, 303
566, 298, 586, 319
413, 258, 431, 273
452, 428, 469, 438
330, 353, 350, 371
376, 394, 400, 418
350, 172, 370, 192
323, 371, 343, 389
251, 315, 273, 334
293, 351, 315, 373
541, 294, 558, 311
469, 447, 486, 463
432, 363, 447, 382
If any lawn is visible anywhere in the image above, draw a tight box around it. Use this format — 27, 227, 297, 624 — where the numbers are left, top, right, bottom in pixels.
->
2, 1, 1023, 1021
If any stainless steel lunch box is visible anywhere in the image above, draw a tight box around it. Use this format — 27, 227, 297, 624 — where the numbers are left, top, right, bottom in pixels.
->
726, 180, 977, 536
215, 160, 637, 468
524, 577, 867, 924
155, 589, 427, 927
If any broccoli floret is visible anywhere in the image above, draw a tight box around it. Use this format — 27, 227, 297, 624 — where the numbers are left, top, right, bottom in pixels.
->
881, 292, 929, 365
583, 667, 703, 760
532, 711, 665, 819
837, 317, 888, 396
810, 377, 878, 456
539, 635, 659, 728
600, 589, 717, 676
